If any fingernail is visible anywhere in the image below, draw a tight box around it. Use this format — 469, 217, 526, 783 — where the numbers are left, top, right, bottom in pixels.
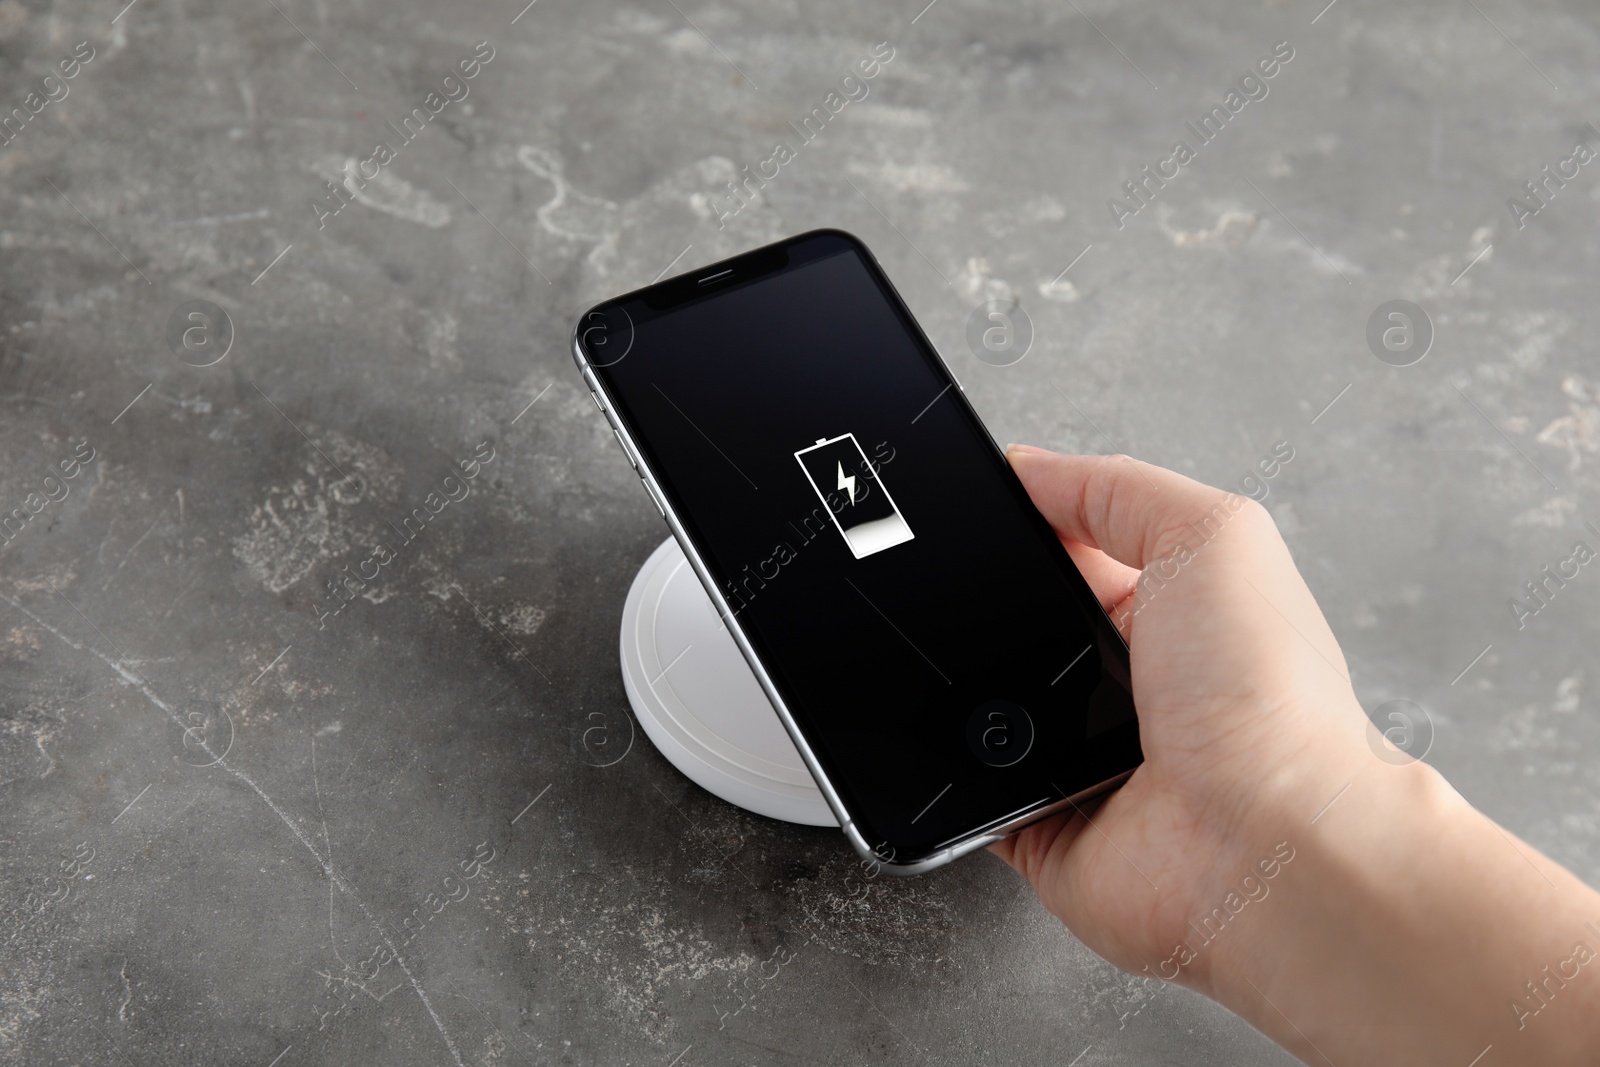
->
1006, 443, 1048, 456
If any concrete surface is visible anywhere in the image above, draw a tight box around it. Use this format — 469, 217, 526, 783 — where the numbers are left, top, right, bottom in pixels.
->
2, 0, 1599, 1063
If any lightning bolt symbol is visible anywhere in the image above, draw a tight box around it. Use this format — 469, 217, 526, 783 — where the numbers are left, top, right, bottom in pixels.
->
836, 461, 857, 505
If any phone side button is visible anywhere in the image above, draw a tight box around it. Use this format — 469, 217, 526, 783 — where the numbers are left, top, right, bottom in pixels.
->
640, 476, 666, 517
582, 368, 607, 411
612, 428, 638, 470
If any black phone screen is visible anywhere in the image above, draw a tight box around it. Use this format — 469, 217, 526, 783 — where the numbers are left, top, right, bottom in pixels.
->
582, 230, 1140, 863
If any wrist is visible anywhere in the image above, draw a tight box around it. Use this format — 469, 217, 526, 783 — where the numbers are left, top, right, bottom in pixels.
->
1203, 743, 1600, 1064
1201, 755, 1455, 1055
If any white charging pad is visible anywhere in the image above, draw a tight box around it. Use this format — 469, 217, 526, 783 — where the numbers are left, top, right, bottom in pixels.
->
619, 538, 838, 826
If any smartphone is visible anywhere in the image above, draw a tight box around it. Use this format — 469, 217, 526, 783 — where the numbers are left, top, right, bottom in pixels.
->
572, 229, 1141, 874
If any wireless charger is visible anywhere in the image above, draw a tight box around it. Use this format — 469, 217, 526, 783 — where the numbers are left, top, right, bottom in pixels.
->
620, 537, 838, 827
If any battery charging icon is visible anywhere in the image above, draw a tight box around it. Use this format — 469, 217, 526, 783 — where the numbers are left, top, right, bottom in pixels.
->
793, 433, 914, 559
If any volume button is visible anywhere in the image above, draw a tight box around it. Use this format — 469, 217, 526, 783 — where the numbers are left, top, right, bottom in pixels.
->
613, 428, 637, 470
582, 367, 606, 411
641, 476, 666, 517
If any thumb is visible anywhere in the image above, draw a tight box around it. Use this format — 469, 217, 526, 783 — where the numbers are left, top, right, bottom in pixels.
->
1004, 446, 1247, 573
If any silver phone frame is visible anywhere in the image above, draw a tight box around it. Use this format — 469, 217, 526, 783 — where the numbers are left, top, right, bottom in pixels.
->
570, 235, 1137, 875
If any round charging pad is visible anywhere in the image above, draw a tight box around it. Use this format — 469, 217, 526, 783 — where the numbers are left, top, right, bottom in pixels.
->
620, 537, 838, 827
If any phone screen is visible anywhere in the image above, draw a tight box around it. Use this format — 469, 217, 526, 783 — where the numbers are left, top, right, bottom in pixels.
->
583, 231, 1139, 863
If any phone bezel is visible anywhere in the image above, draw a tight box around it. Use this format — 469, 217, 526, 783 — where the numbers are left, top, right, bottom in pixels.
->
570, 228, 1141, 874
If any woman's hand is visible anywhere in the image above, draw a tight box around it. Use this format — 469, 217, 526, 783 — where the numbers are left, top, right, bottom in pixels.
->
989, 446, 1600, 1066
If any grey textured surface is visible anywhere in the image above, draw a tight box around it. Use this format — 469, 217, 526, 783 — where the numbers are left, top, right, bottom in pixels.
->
2, 0, 1599, 1063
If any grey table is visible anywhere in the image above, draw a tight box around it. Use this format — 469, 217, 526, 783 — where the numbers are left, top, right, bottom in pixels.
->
3, 0, 1598, 1063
